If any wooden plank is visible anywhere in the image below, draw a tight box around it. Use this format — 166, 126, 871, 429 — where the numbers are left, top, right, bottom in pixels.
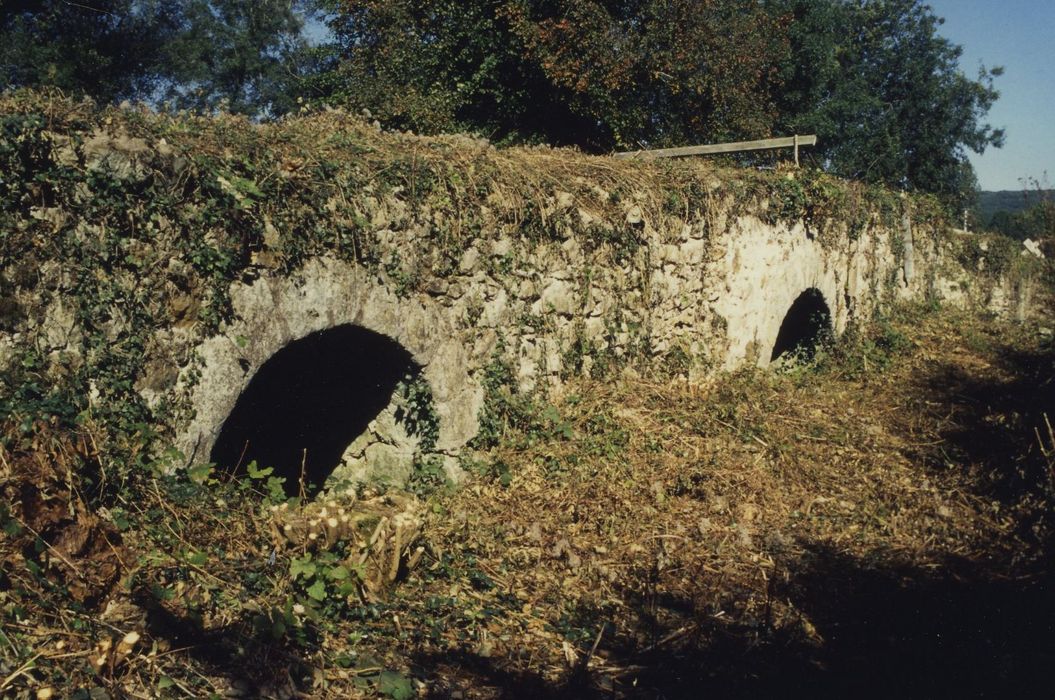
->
614, 135, 818, 160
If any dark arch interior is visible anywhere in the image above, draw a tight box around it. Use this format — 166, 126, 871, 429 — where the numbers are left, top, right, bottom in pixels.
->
770, 288, 833, 362
210, 325, 417, 496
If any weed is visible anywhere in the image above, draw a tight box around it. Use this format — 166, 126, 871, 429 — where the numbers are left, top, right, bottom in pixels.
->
408, 454, 449, 496
384, 253, 419, 298
471, 344, 536, 449
812, 314, 915, 379
395, 371, 440, 453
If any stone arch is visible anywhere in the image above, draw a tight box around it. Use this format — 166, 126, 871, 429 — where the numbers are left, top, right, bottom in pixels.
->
173, 257, 482, 489
708, 216, 857, 370
770, 287, 833, 362
209, 324, 421, 494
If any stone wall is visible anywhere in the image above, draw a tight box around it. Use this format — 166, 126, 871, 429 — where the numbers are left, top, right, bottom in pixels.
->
0, 95, 1041, 494
170, 200, 941, 489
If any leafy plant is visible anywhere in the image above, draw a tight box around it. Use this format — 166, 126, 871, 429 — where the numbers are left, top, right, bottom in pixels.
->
819, 315, 916, 378
394, 372, 440, 453
377, 670, 415, 699
289, 549, 363, 618
407, 454, 449, 496
471, 345, 539, 449
245, 460, 288, 503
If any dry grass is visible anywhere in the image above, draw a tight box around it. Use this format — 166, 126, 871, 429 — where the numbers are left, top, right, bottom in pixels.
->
3, 303, 1054, 698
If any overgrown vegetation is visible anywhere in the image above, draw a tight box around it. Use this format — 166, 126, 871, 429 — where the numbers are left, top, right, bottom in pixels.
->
314, 0, 1003, 208
0, 0, 317, 116
0, 91, 949, 512
2, 301, 1054, 697
4, 2, 1005, 209
0, 90, 1046, 698
984, 189, 1055, 245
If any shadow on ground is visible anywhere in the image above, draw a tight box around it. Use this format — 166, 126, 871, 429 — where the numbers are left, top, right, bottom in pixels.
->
413, 547, 1054, 699
132, 584, 316, 696
913, 338, 1054, 509
414, 337, 1055, 699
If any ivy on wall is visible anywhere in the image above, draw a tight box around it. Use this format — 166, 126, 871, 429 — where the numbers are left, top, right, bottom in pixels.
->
0, 89, 950, 501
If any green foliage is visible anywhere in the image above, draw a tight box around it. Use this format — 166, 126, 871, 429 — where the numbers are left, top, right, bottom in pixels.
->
950, 232, 1049, 292
315, 0, 785, 150
0, 98, 343, 497
314, 0, 1001, 205
245, 460, 288, 503
377, 671, 415, 700
765, 167, 891, 248
0, 1, 186, 103
288, 548, 363, 616
471, 344, 536, 449
249, 603, 298, 642
408, 454, 450, 496
0, 88, 956, 511
985, 191, 1055, 243
392, 371, 451, 495
978, 181, 1055, 243
819, 315, 916, 379
770, 0, 1003, 208
0, 1, 317, 117
560, 324, 604, 380
163, 0, 318, 116
3, 0, 1003, 208
384, 253, 420, 298
395, 372, 440, 453
978, 188, 1053, 225
0, 92, 654, 501
469, 341, 582, 458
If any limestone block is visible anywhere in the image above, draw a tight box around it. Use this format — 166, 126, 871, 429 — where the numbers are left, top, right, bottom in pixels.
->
560, 237, 584, 264
434, 384, 483, 453
537, 280, 577, 316
491, 236, 514, 257
459, 246, 481, 273
584, 316, 606, 341
578, 209, 599, 228
480, 289, 509, 327
625, 205, 644, 226
334, 442, 415, 488
42, 299, 79, 350
83, 130, 152, 181
657, 244, 682, 265
44, 131, 79, 167
516, 279, 538, 300
680, 238, 707, 265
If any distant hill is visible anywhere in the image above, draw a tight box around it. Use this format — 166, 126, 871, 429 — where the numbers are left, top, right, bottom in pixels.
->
978, 189, 1054, 223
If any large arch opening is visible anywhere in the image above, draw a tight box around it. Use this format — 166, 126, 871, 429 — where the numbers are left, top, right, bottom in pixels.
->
209, 324, 419, 496
770, 288, 833, 363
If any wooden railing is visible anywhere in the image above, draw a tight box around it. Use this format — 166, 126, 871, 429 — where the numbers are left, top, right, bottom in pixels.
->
614, 134, 818, 166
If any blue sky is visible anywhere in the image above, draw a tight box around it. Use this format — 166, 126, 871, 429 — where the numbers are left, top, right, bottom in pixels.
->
927, 0, 1055, 191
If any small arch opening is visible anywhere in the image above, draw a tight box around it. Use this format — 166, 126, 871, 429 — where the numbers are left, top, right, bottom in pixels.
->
209, 325, 419, 496
770, 288, 833, 363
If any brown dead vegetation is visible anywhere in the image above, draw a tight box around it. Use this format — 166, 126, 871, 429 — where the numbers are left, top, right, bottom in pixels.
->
1, 422, 128, 612
1, 303, 1053, 698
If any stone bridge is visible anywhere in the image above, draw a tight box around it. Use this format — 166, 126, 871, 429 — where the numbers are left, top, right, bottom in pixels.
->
177, 206, 930, 491
0, 97, 1020, 494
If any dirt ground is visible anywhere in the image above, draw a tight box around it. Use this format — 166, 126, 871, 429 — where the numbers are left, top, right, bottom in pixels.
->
2, 302, 1053, 699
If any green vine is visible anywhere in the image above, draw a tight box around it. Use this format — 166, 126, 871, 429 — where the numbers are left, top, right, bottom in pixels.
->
394, 371, 439, 454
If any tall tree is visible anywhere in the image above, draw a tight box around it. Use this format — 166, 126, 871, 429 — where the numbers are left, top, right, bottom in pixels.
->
769, 0, 1003, 207
508, 0, 786, 148
161, 0, 317, 116
316, 0, 787, 150
0, 0, 186, 103
0, 1, 317, 116
314, 0, 602, 146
